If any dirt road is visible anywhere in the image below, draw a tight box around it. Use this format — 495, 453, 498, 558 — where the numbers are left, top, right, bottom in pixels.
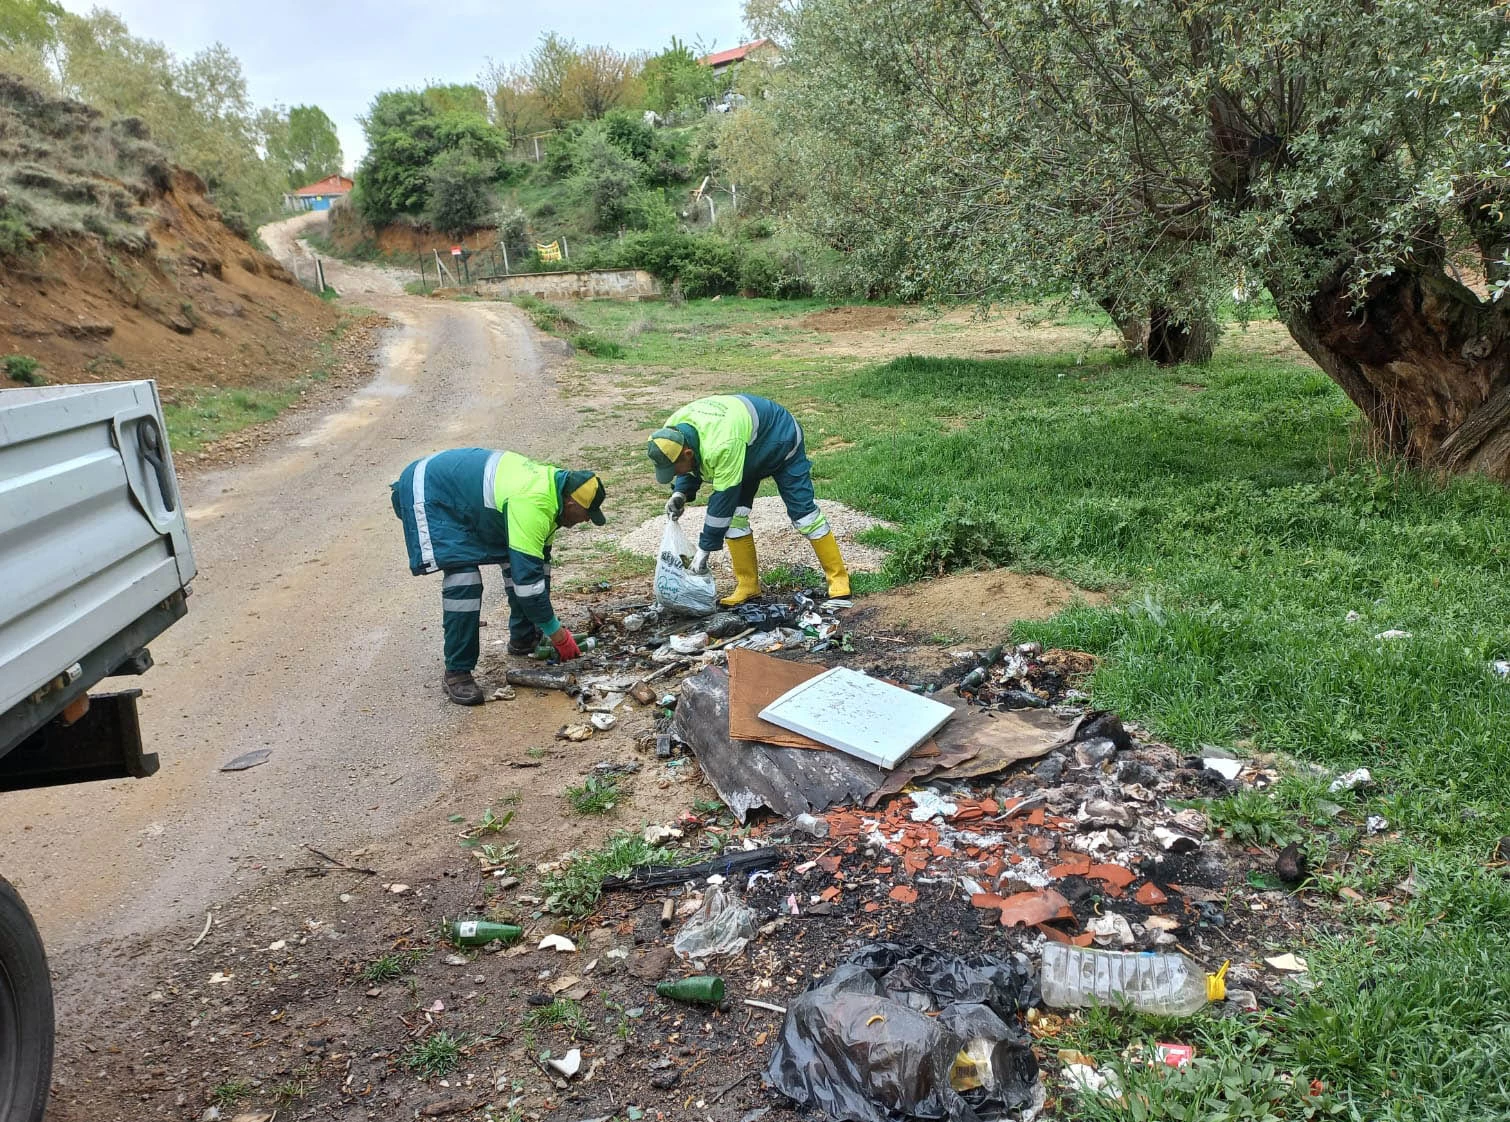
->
0, 216, 582, 949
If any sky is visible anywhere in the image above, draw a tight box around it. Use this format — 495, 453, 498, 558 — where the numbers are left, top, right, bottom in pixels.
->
58, 0, 751, 173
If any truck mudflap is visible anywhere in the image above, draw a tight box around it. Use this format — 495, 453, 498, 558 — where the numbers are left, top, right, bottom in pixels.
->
0, 690, 157, 792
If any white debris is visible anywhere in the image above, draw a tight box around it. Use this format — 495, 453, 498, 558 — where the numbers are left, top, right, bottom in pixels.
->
1374, 629, 1412, 640
643, 824, 683, 844
669, 632, 709, 654
538, 934, 577, 953
1153, 827, 1199, 853
1203, 757, 1244, 781
547, 1048, 582, 1078
1493, 659, 1510, 678
1366, 815, 1390, 834
1063, 1063, 1120, 1097
1329, 767, 1372, 793
1265, 953, 1309, 973
1171, 809, 1208, 836
1088, 912, 1135, 947
1345, 610, 1362, 622
589, 712, 616, 732
908, 790, 958, 822
388, 883, 411, 895
208, 971, 233, 984
491, 685, 517, 702
266, 940, 286, 952
1070, 829, 1127, 856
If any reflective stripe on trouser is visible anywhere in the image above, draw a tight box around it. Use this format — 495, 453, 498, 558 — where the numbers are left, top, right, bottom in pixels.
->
725, 506, 753, 540
503, 561, 548, 650
792, 507, 830, 541
442, 568, 484, 671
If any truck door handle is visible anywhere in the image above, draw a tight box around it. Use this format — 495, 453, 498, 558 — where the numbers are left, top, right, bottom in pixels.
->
138, 415, 178, 513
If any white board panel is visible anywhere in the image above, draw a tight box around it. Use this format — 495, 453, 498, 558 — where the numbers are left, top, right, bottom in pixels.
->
757, 667, 955, 769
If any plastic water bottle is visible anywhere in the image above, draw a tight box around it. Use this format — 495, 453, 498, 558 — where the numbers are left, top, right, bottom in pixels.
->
1040, 944, 1221, 1016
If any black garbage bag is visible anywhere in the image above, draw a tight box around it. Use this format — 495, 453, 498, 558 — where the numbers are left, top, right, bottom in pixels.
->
766, 943, 1040, 1122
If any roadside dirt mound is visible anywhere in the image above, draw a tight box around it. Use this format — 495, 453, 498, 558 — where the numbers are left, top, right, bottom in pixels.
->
322, 201, 500, 259
801, 304, 906, 332
0, 76, 335, 393
864, 569, 1109, 644
617, 496, 892, 573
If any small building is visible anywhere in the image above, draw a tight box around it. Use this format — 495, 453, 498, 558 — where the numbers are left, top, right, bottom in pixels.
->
700, 38, 781, 77
287, 175, 354, 212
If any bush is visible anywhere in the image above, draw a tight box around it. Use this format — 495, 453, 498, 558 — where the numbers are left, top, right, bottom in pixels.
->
425, 145, 494, 237
738, 251, 779, 296
570, 332, 624, 359
4, 354, 45, 385
885, 498, 1025, 580
0, 203, 34, 257
570, 126, 646, 233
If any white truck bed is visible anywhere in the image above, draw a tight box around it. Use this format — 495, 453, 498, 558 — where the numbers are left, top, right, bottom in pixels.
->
0, 381, 196, 729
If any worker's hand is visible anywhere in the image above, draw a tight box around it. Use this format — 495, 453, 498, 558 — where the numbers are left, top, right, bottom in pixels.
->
551, 627, 581, 661
690, 548, 711, 575
665, 492, 687, 520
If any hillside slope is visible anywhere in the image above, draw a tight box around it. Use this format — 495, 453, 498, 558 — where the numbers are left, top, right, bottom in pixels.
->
0, 73, 336, 395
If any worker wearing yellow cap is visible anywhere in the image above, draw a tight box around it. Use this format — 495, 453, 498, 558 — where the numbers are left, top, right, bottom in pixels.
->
392, 449, 607, 705
646, 395, 850, 605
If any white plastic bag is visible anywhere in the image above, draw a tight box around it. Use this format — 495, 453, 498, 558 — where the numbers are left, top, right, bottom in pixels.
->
654, 517, 717, 616
673, 885, 757, 961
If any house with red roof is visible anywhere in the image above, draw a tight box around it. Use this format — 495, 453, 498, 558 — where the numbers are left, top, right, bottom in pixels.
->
700, 38, 781, 76
287, 174, 353, 212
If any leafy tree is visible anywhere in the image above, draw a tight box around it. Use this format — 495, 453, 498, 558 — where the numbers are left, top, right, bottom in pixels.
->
783, 0, 1510, 472
267, 104, 342, 190
426, 144, 492, 236
354, 85, 508, 226
562, 44, 641, 120
641, 37, 719, 115
0, 0, 60, 52
53, 11, 283, 221
570, 123, 646, 232
421, 83, 488, 117
480, 58, 547, 145
528, 32, 579, 126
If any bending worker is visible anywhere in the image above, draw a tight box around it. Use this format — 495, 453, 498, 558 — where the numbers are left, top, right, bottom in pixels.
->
647, 394, 850, 605
392, 448, 607, 706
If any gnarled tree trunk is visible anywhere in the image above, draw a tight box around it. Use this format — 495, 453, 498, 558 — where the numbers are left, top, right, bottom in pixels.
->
1147, 306, 1217, 366
1276, 267, 1510, 480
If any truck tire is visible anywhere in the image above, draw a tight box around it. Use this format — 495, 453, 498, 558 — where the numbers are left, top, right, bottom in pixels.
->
0, 878, 51, 1122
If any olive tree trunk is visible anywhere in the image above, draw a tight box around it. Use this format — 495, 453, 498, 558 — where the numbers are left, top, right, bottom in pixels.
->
1277, 268, 1510, 480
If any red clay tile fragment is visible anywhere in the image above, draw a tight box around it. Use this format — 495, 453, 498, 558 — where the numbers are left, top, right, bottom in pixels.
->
863, 902, 880, 913
820, 886, 840, 902
817, 855, 842, 875
1027, 835, 1057, 857
1135, 883, 1169, 906
1071, 933, 1095, 947
889, 885, 919, 905
971, 892, 1007, 911
1036, 923, 1071, 944
980, 798, 1000, 815
995, 888, 1074, 928
1049, 858, 1092, 879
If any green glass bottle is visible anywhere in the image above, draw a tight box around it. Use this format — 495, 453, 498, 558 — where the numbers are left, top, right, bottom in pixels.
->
447, 918, 524, 947
656, 975, 725, 1004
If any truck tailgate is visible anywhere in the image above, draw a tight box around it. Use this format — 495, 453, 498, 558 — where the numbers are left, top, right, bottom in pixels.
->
0, 381, 196, 717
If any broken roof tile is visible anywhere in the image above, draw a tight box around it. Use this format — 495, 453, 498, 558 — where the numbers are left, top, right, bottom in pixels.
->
1135, 882, 1169, 906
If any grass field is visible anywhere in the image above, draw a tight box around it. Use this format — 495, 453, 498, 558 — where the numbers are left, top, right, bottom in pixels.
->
549, 295, 1510, 1121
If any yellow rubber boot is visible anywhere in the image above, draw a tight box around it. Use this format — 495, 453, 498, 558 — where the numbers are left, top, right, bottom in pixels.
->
810, 531, 852, 598
719, 534, 762, 606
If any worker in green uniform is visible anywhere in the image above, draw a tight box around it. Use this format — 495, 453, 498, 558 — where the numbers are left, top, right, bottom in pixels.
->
646, 394, 850, 605
392, 448, 607, 705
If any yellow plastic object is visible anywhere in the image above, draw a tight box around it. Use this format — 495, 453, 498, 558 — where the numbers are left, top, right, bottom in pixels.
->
1206, 960, 1231, 1002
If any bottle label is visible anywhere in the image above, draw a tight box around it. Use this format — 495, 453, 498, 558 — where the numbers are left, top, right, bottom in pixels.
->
458, 921, 478, 939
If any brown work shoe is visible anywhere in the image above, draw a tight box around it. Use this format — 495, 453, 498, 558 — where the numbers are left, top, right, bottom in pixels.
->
443, 670, 485, 706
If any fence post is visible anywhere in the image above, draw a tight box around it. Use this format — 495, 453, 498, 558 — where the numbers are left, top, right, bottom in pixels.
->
501, 243, 509, 276
561, 237, 570, 261
533, 136, 541, 161
315, 257, 326, 293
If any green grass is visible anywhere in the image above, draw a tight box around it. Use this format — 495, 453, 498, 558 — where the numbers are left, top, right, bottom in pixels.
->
400, 1031, 471, 1079
163, 309, 366, 454
508, 294, 843, 374
775, 343, 1510, 1120
210, 1079, 255, 1108
522, 997, 593, 1039
565, 774, 622, 815
541, 830, 687, 918
4, 353, 44, 385
359, 949, 424, 983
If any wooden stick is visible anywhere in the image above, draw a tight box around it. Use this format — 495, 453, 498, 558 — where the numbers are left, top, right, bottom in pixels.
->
190, 911, 213, 949
742, 999, 786, 1014
303, 843, 378, 875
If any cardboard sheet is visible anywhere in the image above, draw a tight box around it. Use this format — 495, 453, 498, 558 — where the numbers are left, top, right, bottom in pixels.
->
727, 648, 939, 757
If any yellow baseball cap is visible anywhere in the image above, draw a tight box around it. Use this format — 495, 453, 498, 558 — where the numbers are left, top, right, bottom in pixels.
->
647, 428, 687, 484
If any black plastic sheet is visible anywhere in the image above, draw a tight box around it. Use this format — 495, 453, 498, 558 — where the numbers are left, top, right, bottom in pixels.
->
766, 943, 1040, 1122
